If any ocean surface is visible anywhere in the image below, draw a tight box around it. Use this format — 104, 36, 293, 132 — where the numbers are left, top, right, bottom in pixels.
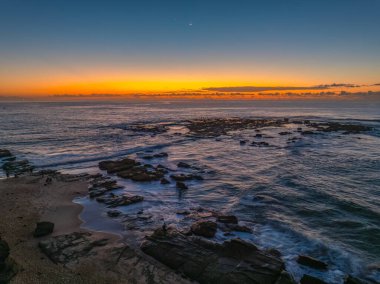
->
1, 100, 379, 283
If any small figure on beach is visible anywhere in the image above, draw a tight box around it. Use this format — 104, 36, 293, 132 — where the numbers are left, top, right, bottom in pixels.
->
44, 177, 52, 186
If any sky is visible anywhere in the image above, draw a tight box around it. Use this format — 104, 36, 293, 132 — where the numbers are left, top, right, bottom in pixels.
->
0, 0, 379, 99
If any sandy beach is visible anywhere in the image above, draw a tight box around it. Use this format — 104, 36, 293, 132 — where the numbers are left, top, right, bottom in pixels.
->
0, 173, 193, 284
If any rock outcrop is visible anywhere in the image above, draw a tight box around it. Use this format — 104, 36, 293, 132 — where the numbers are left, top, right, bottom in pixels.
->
141, 227, 292, 284
39, 232, 108, 264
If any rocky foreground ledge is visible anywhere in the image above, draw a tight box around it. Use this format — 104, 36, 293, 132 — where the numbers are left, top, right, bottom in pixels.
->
141, 227, 293, 284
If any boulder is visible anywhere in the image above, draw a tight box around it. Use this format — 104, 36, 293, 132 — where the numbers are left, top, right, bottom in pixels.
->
33, 222, 54, 237
297, 255, 328, 270
300, 274, 327, 284
141, 228, 287, 284
191, 220, 217, 238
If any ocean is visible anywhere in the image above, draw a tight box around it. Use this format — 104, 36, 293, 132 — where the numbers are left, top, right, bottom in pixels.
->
0, 100, 379, 283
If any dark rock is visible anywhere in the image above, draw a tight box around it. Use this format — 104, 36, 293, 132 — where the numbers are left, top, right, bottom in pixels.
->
177, 162, 191, 168
160, 178, 170, 184
300, 274, 328, 284
251, 141, 269, 147
176, 181, 188, 190
176, 210, 190, 215
279, 132, 292, 135
0, 239, 10, 264
275, 270, 296, 284
142, 155, 154, 160
89, 188, 108, 198
39, 232, 108, 264
297, 255, 328, 270
170, 174, 203, 181
267, 248, 282, 258
301, 131, 315, 135
191, 220, 217, 238
153, 152, 168, 158
217, 215, 238, 224
344, 275, 366, 284
107, 210, 122, 217
33, 222, 54, 237
0, 149, 11, 158
96, 194, 143, 208
255, 133, 263, 138
141, 228, 286, 284
227, 224, 252, 233
2, 159, 33, 176
239, 140, 247, 145
0, 241, 17, 284
98, 158, 138, 173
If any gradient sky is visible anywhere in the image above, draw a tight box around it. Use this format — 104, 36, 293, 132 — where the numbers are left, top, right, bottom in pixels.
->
1, 0, 379, 97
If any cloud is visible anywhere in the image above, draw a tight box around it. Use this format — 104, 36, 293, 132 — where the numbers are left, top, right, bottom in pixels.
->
202, 83, 361, 93
202, 86, 327, 92
51, 94, 122, 98
316, 83, 361, 88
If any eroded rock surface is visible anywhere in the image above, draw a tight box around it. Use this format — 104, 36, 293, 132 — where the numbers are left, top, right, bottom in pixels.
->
39, 232, 108, 264
141, 227, 291, 284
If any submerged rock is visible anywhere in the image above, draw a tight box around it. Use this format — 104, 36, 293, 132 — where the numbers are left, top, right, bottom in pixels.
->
33, 222, 54, 237
107, 210, 122, 217
141, 228, 287, 284
191, 220, 217, 238
297, 255, 328, 270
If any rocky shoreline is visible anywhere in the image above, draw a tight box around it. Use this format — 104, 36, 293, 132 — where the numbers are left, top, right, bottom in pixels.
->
0, 117, 374, 284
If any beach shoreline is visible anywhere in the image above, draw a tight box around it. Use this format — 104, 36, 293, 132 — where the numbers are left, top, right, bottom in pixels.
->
0, 173, 193, 284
